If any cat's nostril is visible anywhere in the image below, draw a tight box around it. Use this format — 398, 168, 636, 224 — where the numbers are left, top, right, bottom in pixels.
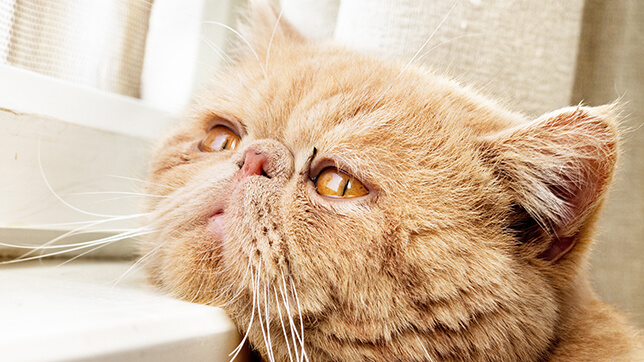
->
236, 150, 271, 180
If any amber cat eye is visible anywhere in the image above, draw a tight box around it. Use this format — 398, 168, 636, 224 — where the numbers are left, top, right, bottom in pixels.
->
199, 126, 241, 152
315, 168, 369, 198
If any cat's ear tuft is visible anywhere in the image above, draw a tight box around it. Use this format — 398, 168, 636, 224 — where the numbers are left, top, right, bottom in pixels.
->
236, 1, 305, 56
481, 105, 621, 262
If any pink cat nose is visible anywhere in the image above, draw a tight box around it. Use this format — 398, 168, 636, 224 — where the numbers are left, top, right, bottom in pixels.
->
236, 150, 270, 180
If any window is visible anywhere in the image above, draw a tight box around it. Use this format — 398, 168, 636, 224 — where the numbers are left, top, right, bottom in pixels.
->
0, 0, 243, 259
1, 1, 246, 359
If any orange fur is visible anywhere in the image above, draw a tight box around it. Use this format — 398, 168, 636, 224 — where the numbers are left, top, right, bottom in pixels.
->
141, 3, 643, 360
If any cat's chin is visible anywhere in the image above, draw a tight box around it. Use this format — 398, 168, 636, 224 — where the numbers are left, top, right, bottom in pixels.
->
206, 209, 225, 239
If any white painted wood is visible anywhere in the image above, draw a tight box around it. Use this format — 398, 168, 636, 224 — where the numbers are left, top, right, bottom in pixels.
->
141, 0, 243, 113
0, 108, 154, 257
280, 0, 341, 40
191, 0, 244, 96
0, 64, 175, 139
0, 260, 244, 361
141, 0, 205, 113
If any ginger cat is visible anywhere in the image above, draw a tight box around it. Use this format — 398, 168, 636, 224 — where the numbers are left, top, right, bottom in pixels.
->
141, 3, 643, 361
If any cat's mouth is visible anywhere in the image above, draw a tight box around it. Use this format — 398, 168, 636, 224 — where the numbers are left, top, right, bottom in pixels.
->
207, 209, 225, 238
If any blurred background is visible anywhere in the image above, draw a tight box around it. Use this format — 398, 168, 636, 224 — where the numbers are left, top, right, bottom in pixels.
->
0, 0, 641, 328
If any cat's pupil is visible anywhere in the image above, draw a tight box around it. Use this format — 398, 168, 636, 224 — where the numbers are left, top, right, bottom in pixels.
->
315, 168, 368, 198
199, 126, 240, 152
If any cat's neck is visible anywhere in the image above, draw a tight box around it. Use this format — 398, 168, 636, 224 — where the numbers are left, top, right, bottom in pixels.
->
550, 275, 644, 360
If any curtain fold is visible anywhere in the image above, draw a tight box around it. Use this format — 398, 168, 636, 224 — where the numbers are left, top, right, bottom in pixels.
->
572, 0, 644, 328
280, 0, 340, 39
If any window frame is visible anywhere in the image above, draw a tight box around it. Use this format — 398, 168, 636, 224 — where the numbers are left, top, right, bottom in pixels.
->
0, 0, 244, 257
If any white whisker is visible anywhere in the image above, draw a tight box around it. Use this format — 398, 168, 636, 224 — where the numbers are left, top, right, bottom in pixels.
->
280, 271, 301, 362
264, 276, 276, 362
254, 263, 271, 361
265, 2, 287, 72
417, 33, 482, 63
6, 215, 148, 262
104, 174, 178, 190
190, 279, 206, 303
201, 37, 234, 68
0, 230, 131, 250
111, 242, 163, 288
417, 335, 434, 361
230, 256, 258, 361
1, 228, 152, 265
202, 20, 267, 77
6, 213, 150, 230
37, 138, 131, 219
289, 275, 308, 362
401, 1, 459, 76
368, 1, 458, 114
64, 191, 167, 198
214, 256, 253, 308
54, 231, 153, 268
273, 285, 294, 362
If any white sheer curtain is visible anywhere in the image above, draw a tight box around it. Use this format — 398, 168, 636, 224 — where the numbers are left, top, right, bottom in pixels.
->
572, 0, 644, 329
281, 0, 584, 117
0, 0, 243, 112
0, 0, 152, 98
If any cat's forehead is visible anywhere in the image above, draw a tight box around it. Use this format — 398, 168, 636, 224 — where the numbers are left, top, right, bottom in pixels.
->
215, 55, 430, 122
195, 44, 518, 167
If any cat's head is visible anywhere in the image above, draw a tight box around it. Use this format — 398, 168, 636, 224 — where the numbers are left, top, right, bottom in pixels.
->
141, 3, 619, 360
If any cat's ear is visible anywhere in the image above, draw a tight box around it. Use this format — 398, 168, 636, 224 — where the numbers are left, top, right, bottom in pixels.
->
236, 1, 306, 57
480, 105, 620, 262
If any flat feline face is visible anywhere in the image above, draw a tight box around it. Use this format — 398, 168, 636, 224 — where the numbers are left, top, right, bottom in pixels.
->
141, 5, 619, 361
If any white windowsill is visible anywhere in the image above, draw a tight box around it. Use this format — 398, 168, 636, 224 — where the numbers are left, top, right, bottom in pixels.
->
0, 66, 174, 255
0, 40, 246, 362
0, 64, 175, 139
0, 260, 244, 361
1, 15, 250, 359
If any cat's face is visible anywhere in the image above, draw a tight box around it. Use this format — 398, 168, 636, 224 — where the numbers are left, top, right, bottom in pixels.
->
141, 4, 618, 361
